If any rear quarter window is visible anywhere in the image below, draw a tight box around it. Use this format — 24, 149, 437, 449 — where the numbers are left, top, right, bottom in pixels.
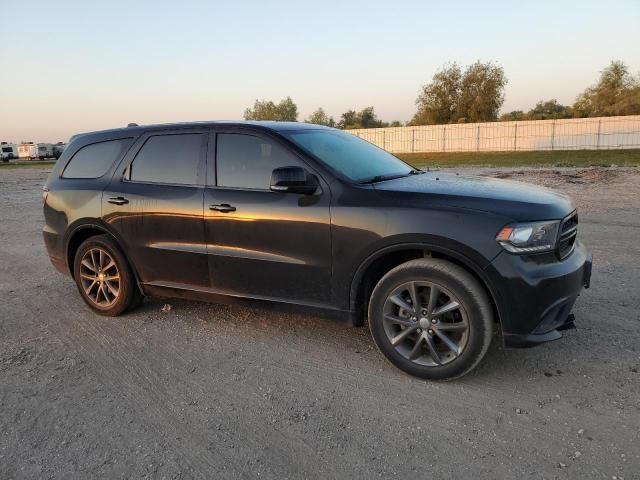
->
62, 139, 131, 179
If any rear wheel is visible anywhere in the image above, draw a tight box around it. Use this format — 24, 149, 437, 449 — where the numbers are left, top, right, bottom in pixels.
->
368, 258, 494, 380
73, 235, 141, 316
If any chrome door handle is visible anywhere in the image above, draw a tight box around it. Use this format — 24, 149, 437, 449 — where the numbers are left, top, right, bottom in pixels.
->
108, 196, 129, 205
209, 203, 236, 213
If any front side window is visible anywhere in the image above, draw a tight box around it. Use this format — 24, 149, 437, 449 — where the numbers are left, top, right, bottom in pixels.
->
62, 139, 131, 179
283, 129, 413, 183
216, 133, 302, 190
130, 134, 204, 185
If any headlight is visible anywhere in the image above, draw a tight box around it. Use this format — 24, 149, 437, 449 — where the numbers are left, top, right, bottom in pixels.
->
496, 220, 560, 253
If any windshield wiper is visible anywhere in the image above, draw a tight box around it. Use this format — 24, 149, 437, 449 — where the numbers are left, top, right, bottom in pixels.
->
358, 169, 424, 184
358, 173, 409, 184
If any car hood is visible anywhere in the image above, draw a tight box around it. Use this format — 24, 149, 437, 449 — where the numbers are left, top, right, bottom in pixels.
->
371, 172, 574, 221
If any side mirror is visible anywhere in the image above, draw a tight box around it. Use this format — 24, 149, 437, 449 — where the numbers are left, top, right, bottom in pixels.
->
270, 166, 318, 195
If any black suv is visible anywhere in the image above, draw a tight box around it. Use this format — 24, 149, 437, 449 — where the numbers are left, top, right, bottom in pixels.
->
43, 121, 592, 379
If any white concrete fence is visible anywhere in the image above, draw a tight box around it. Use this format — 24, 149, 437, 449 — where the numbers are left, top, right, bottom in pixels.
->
345, 115, 640, 153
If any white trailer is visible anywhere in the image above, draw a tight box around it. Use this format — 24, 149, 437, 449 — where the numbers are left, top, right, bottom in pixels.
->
18, 143, 38, 160
37, 143, 55, 159
0, 143, 18, 161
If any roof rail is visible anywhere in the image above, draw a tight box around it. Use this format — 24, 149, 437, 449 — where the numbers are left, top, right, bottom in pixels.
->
127, 123, 139, 127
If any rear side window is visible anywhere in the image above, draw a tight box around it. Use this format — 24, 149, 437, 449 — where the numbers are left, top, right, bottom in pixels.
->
130, 134, 204, 185
62, 139, 130, 179
216, 133, 302, 189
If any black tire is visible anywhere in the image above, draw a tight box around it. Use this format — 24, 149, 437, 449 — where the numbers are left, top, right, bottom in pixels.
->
368, 258, 494, 380
73, 234, 141, 316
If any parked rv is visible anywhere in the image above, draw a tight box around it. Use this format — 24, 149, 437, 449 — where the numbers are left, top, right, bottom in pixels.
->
18, 143, 39, 160
37, 143, 56, 159
0, 142, 18, 162
52, 143, 66, 159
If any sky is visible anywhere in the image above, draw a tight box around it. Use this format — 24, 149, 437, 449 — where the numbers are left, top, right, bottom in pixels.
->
1, 0, 639, 142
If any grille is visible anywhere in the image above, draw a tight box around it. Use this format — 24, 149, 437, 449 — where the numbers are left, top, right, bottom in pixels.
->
557, 211, 578, 259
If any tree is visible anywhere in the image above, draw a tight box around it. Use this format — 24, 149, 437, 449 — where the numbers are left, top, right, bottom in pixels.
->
243, 96, 298, 121
305, 107, 335, 127
410, 63, 462, 125
411, 61, 507, 125
455, 61, 507, 123
499, 101, 573, 122
338, 106, 388, 129
499, 110, 525, 121
525, 99, 573, 120
358, 106, 387, 128
338, 109, 360, 129
573, 61, 640, 117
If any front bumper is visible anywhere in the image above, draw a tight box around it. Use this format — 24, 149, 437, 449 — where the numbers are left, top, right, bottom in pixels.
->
485, 241, 592, 348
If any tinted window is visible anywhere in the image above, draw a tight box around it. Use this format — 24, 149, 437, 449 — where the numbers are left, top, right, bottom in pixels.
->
283, 130, 412, 182
62, 139, 130, 179
130, 134, 204, 185
216, 133, 301, 189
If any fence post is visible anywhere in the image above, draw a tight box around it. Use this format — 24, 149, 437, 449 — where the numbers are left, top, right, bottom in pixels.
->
442, 126, 446, 152
476, 125, 480, 152
551, 121, 556, 151
596, 119, 602, 149
513, 124, 517, 151
382, 129, 386, 151
411, 128, 415, 153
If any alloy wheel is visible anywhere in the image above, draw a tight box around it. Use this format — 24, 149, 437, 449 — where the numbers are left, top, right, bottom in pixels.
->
79, 247, 121, 307
382, 281, 469, 367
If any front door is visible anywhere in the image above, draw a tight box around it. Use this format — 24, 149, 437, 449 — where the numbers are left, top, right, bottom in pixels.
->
204, 129, 332, 304
103, 129, 209, 288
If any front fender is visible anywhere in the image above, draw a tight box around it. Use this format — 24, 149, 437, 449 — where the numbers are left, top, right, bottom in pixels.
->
347, 236, 500, 313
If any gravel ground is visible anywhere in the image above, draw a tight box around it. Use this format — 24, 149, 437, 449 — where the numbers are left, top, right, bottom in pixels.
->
1, 166, 639, 479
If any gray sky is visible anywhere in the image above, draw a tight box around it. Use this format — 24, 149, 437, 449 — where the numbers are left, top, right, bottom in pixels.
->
1, 0, 639, 142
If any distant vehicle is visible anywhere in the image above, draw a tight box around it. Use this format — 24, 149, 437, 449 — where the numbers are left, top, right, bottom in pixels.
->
37, 143, 56, 159
0, 142, 18, 162
18, 143, 38, 160
42, 121, 592, 380
53, 143, 66, 159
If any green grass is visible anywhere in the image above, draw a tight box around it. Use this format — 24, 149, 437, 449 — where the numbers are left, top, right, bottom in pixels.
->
396, 149, 640, 168
0, 161, 55, 169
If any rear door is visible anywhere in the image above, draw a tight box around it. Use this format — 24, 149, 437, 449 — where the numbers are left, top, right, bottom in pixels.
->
103, 129, 209, 288
204, 128, 332, 304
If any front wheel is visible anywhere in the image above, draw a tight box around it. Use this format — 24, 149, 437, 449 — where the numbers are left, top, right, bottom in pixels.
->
368, 258, 494, 380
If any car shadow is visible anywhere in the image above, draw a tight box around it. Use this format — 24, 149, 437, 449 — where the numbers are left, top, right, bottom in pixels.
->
131, 296, 598, 388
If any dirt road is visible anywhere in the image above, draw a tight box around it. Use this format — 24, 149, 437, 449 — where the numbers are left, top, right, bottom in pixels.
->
1, 166, 639, 479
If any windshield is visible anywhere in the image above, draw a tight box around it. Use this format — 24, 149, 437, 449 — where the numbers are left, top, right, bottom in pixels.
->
283, 129, 414, 183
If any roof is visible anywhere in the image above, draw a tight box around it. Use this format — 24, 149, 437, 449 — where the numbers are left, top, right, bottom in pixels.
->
77, 120, 332, 139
